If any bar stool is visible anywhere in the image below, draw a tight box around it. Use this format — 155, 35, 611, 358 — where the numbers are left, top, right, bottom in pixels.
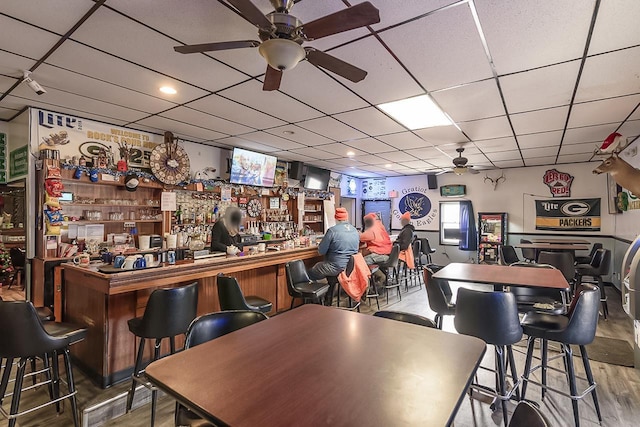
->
575, 248, 611, 319
285, 260, 329, 309
575, 243, 602, 265
411, 239, 423, 287
217, 275, 272, 313
419, 238, 436, 264
373, 310, 437, 328
520, 239, 536, 262
0, 301, 80, 427
509, 401, 549, 427
423, 267, 456, 329
520, 284, 602, 427
378, 244, 401, 303
455, 288, 523, 427
365, 265, 381, 310
507, 263, 566, 315
126, 282, 198, 426
499, 245, 522, 265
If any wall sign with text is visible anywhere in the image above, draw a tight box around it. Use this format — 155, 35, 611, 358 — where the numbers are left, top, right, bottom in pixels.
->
535, 198, 601, 232
361, 178, 387, 199
543, 168, 574, 197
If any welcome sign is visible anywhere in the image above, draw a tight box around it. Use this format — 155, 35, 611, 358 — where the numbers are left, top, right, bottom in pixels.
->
535, 198, 601, 231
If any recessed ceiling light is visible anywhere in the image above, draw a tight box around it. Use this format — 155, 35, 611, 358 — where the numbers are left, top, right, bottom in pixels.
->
385, 164, 392, 168
378, 95, 452, 130
159, 86, 177, 94
283, 130, 295, 135
347, 151, 355, 157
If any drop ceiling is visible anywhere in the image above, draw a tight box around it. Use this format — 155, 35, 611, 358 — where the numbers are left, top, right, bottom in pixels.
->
1, 0, 639, 178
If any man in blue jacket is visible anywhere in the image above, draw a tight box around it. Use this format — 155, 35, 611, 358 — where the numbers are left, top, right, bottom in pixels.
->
309, 207, 360, 281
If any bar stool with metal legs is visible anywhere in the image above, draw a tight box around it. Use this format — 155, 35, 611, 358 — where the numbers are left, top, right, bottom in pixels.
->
454, 288, 523, 427
520, 283, 602, 427
0, 301, 80, 427
126, 282, 198, 426
575, 248, 611, 319
424, 267, 456, 329
217, 275, 272, 313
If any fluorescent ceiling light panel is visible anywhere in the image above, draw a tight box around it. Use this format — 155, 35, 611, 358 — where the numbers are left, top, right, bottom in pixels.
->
378, 95, 452, 130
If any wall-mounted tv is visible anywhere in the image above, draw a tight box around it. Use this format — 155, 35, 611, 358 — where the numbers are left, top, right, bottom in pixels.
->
304, 166, 331, 191
229, 148, 277, 187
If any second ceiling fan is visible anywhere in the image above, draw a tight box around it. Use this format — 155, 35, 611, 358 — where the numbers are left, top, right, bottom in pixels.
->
173, 0, 380, 91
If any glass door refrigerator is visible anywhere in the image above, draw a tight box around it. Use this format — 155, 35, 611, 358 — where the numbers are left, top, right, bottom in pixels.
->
477, 212, 507, 264
621, 234, 640, 370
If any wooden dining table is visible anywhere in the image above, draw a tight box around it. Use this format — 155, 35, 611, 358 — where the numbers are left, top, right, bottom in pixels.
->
530, 238, 590, 244
144, 305, 486, 427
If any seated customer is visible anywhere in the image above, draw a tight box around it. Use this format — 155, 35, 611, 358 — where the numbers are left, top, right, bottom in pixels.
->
360, 213, 392, 265
210, 206, 243, 253
396, 212, 415, 251
309, 208, 359, 281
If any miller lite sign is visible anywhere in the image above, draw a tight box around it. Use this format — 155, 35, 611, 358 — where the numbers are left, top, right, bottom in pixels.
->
543, 169, 574, 197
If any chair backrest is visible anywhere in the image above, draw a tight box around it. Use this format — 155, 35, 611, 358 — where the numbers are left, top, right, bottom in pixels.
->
519, 239, 536, 260
499, 245, 520, 265
419, 238, 433, 255
424, 268, 454, 314
285, 260, 311, 297
508, 262, 563, 300
412, 239, 422, 260
454, 287, 523, 346
185, 310, 268, 349
563, 283, 600, 345
217, 275, 254, 311
9, 247, 25, 268
587, 243, 603, 260
141, 282, 199, 339
537, 251, 575, 282
386, 244, 400, 268
373, 310, 437, 328
508, 401, 549, 427
0, 300, 69, 358
590, 249, 611, 276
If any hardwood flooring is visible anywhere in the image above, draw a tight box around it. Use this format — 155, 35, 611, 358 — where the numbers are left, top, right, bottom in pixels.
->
3, 272, 640, 426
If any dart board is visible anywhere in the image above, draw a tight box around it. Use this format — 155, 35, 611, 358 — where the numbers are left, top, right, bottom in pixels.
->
246, 198, 263, 218
149, 142, 190, 185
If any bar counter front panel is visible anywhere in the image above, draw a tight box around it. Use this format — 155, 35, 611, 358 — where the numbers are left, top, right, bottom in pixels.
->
63, 247, 322, 388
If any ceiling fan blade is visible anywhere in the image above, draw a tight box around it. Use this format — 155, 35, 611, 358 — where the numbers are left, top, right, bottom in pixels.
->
174, 40, 260, 54
306, 49, 367, 82
227, 0, 273, 29
298, 1, 380, 40
468, 168, 480, 175
263, 65, 283, 91
436, 169, 450, 176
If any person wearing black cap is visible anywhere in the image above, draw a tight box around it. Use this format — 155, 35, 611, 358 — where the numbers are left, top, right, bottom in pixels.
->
210, 206, 243, 253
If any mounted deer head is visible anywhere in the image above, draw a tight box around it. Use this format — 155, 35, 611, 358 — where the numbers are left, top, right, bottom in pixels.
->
593, 152, 640, 197
484, 171, 506, 191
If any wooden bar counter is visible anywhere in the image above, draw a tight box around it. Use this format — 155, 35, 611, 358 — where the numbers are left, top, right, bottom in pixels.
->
63, 246, 322, 388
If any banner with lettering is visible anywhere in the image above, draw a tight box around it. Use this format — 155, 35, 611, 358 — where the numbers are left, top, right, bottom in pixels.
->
535, 198, 601, 231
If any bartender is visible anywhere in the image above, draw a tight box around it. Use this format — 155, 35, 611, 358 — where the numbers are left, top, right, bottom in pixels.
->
210, 206, 244, 253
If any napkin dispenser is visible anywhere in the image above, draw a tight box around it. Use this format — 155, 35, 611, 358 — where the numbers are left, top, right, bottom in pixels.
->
149, 235, 163, 248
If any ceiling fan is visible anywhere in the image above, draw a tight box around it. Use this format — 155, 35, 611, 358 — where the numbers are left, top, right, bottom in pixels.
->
437, 147, 480, 175
173, 0, 380, 91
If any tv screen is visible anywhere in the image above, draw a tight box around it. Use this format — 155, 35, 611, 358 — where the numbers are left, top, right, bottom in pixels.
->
304, 166, 331, 190
229, 148, 277, 187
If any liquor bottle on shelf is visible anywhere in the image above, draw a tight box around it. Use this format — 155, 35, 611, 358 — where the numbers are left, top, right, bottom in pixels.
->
176, 205, 183, 225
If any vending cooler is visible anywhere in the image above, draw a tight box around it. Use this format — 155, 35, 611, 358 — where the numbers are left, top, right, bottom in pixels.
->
621, 234, 640, 369
477, 212, 507, 264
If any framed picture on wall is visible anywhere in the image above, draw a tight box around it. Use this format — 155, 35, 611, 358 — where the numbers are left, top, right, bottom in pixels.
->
607, 174, 623, 214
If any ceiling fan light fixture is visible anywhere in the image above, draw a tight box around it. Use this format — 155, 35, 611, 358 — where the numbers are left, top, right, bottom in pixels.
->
453, 166, 467, 176
378, 95, 452, 130
258, 39, 306, 71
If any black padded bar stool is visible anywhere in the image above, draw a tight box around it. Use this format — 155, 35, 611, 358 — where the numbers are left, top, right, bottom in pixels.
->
455, 288, 523, 427
0, 301, 80, 427
575, 248, 611, 319
373, 310, 437, 328
285, 260, 329, 309
126, 282, 198, 426
499, 245, 522, 265
520, 239, 536, 262
365, 264, 381, 310
509, 401, 550, 427
575, 243, 602, 265
217, 275, 272, 313
378, 244, 401, 304
424, 267, 456, 329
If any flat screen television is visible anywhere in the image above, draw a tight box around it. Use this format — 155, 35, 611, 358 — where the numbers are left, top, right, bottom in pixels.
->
229, 148, 277, 187
304, 166, 331, 190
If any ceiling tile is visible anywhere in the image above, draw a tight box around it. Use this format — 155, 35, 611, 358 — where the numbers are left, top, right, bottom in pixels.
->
2, 0, 95, 33
560, 142, 599, 156
0, 15, 61, 58
369, 0, 454, 30
315, 143, 365, 158
0, 75, 19, 94
270, 151, 316, 163
296, 116, 367, 141
279, 61, 368, 114
432, 80, 504, 122
474, 136, 519, 153
400, 160, 433, 169
0, 50, 36, 78
216, 137, 279, 153
376, 132, 430, 150
500, 60, 580, 113
288, 147, 337, 160
475, 0, 595, 74
47, 41, 207, 104
521, 146, 560, 158
264, 124, 333, 146
339, 137, 392, 154
376, 151, 417, 162
219, 80, 323, 123
330, 37, 423, 105
563, 123, 618, 144
576, 46, 640, 102
588, 0, 640, 55
239, 131, 305, 151
429, 156, 457, 167
485, 150, 521, 162
380, 3, 493, 91
411, 147, 443, 158
525, 156, 557, 166
438, 143, 480, 156
510, 106, 569, 135
569, 95, 640, 128
333, 108, 405, 136
136, 115, 226, 141
328, 157, 366, 167
557, 153, 595, 164
458, 116, 512, 140
160, 106, 253, 136
493, 159, 524, 168
351, 154, 389, 165
618, 119, 640, 137
517, 131, 563, 149
413, 126, 467, 145
188, 94, 286, 129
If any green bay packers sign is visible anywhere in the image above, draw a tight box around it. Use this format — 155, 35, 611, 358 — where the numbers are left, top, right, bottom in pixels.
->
535, 199, 601, 232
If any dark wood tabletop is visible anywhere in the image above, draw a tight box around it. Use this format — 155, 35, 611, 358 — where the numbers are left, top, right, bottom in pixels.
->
530, 238, 590, 244
145, 305, 486, 427
515, 243, 589, 251
433, 262, 570, 290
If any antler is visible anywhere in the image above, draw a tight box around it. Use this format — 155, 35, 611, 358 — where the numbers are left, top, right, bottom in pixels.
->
484, 174, 494, 184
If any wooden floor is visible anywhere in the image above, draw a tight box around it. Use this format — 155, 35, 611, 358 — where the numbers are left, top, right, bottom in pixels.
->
4, 273, 640, 426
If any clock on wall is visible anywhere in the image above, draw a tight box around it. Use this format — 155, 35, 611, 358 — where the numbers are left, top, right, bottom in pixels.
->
150, 131, 191, 185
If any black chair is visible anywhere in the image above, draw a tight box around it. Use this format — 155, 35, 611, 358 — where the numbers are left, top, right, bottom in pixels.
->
373, 310, 437, 328
575, 248, 611, 319
0, 297, 54, 322
520, 239, 536, 262
521, 284, 602, 427
285, 260, 329, 309
0, 301, 80, 427
423, 267, 456, 329
8, 248, 25, 290
509, 401, 549, 427
175, 311, 268, 427
378, 244, 401, 303
455, 288, 523, 427
575, 243, 602, 265
365, 264, 381, 311
126, 282, 198, 426
419, 238, 436, 264
411, 239, 424, 287
499, 245, 522, 265
508, 263, 566, 315
217, 275, 272, 313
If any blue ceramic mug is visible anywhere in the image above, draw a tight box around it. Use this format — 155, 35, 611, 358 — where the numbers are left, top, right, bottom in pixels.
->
134, 257, 146, 269
113, 255, 126, 268
101, 252, 113, 264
